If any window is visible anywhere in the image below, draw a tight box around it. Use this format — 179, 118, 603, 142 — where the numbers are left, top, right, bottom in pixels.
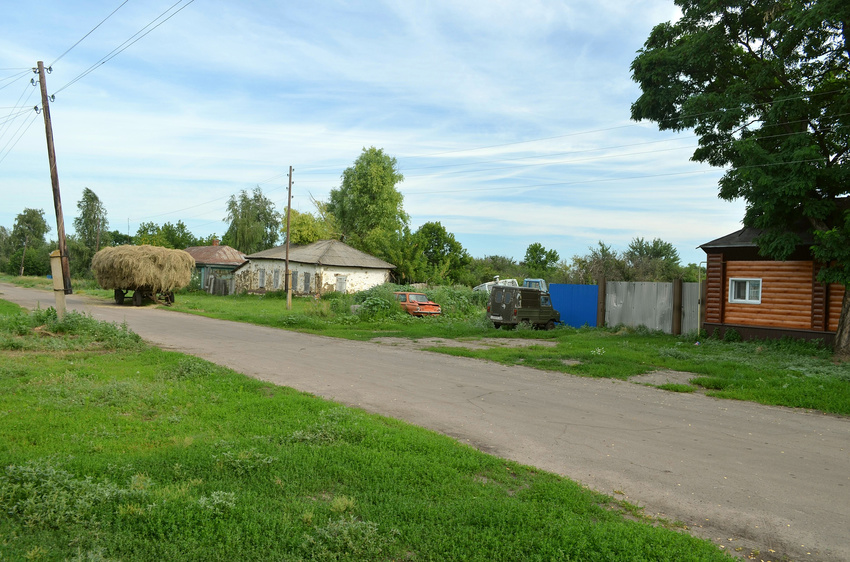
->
258, 269, 266, 289
729, 278, 761, 304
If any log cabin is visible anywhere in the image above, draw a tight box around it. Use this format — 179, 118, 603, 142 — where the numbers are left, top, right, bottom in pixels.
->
700, 228, 845, 344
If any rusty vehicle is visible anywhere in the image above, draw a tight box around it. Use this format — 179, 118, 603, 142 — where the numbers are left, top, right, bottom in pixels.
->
487, 285, 560, 330
394, 291, 441, 316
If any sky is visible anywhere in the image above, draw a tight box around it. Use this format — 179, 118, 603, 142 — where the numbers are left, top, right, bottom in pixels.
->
0, 0, 746, 267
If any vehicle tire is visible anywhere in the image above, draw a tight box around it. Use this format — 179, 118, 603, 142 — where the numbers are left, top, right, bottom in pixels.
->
493, 322, 502, 329
545, 320, 556, 331
132, 290, 143, 307
114, 289, 125, 305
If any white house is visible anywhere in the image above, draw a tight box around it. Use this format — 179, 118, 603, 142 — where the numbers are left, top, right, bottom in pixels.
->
234, 239, 395, 295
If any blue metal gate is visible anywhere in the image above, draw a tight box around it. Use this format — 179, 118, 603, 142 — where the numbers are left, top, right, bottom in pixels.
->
549, 284, 598, 328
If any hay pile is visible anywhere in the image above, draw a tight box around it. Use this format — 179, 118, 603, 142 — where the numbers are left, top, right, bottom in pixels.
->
91, 245, 195, 292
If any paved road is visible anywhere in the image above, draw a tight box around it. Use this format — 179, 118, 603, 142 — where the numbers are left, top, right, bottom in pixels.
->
3, 283, 849, 561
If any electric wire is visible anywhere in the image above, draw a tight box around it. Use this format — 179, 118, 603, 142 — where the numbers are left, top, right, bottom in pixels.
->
49, 0, 132, 67
52, 0, 196, 96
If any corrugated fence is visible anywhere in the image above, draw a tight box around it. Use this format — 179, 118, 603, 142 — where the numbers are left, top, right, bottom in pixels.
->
551, 281, 702, 334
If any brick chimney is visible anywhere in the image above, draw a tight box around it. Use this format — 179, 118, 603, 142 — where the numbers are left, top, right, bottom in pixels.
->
212, 239, 220, 246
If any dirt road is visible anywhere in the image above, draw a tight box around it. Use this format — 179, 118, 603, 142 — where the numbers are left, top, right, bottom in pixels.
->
3, 284, 849, 561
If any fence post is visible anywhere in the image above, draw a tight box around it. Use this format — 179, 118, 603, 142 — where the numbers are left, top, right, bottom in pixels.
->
596, 277, 606, 328
672, 278, 683, 335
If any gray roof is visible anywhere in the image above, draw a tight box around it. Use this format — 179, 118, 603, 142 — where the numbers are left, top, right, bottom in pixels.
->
184, 244, 247, 266
247, 239, 395, 269
700, 226, 815, 251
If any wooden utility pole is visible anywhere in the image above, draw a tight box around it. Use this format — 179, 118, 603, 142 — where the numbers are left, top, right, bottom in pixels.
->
35, 61, 72, 294
285, 166, 293, 310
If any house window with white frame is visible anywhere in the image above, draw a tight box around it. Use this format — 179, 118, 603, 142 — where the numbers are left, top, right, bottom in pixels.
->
729, 278, 761, 304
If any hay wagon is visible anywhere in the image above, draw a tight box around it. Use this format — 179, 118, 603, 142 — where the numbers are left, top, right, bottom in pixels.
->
91, 245, 195, 307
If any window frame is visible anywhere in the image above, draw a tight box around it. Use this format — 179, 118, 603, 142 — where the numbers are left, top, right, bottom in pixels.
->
728, 278, 762, 304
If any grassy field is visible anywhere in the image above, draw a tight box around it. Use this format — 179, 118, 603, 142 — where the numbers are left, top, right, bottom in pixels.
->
2, 273, 849, 415
0, 304, 736, 561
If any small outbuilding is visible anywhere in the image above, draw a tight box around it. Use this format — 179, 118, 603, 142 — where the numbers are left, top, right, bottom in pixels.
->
234, 239, 395, 295
700, 227, 845, 344
184, 241, 247, 295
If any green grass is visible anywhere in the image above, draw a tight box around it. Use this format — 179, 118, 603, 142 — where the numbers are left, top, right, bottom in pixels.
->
5, 275, 849, 415
0, 305, 733, 561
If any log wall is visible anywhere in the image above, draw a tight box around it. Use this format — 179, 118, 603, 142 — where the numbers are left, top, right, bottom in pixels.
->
724, 261, 813, 329
828, 284, 846, 332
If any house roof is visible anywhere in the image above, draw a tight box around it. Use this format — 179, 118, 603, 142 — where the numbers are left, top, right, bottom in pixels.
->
700, 226, 816, 251
184, 244, 247, 267
246, 239, 395, 269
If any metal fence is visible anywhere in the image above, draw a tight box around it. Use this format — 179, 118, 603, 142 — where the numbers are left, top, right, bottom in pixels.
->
552, 281, 702, 334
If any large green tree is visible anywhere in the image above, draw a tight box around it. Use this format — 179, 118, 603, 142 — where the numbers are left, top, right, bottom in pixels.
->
523, 243, 560, 278
8, 209, 51, 276
327, 147, 408, 251
413, 221, 472, 284
631, 0, 850, 354
624, 237, 681, 282
222, 187, 281, 255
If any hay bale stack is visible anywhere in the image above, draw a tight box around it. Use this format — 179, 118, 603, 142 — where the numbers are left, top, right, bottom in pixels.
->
91, 245, 195, 292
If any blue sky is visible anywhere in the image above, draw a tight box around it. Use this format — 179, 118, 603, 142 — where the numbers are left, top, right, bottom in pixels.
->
1, 0, 745, 267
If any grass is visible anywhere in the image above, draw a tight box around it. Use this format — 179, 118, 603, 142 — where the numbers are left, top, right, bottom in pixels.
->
4, 273, 849, 414
0, 304, 734, 561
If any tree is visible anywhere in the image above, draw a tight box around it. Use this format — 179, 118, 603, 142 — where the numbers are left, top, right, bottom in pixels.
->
222, 187, 281, 255
135, 222, 171, 247
10, 209, 50, 276
73, 188, 108, 253
413, 222, 472, 284
523, 243, 560, 278
327, 147, 408, 251
0, 226, 12, 273
624, 237, 681, 281
107, 230, 134, 246
568, 242, 627, 284
631, 1, 850, 354
281, 203, 339, 246
160, 220, 199, 249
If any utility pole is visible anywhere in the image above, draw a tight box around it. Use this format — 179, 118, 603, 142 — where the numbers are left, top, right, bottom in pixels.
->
35, 61, 72, 294
285, 166, 293, 310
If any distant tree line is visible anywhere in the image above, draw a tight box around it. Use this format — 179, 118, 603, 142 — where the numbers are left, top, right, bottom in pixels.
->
1, 148, 701, 285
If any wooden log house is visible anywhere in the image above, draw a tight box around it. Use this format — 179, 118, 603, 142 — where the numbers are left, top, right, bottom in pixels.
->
700, 228, 845, 344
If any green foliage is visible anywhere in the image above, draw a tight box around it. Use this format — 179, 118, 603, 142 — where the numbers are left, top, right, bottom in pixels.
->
281, 205, 338, 246
222, 186, 281, 254
159, 220, 199, 250
523, 242, 560, 278
327, 147, 408, 251
412, 221, 473, 284
73, 188, 108, 255
624, 237, 681, 281
0, 322, 733, 561
0, 308, 143, 352
4, 245, 50, 276
134, 222, 172, 248
10, 208, 50, 250
631, 1, 850, 348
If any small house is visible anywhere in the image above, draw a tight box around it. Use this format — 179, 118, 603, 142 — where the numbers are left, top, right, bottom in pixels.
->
234, 239, 395, 295
184, 241, 247, 295
700, 228, 845, 344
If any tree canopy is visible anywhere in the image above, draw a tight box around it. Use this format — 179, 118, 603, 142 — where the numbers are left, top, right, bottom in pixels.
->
413, 221, 472, 284
222, 187, 281, 255
327, 147, 408, 252
523, 243, 560, 278
631, 0, 850, 352
73, 188, 108, 253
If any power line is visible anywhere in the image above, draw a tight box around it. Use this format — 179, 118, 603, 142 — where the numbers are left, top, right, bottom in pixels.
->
53, 0, 196, 96
49, 0, 132, 67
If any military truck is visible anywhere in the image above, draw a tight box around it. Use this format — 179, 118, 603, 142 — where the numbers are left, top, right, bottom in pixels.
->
487, 284, 560, 330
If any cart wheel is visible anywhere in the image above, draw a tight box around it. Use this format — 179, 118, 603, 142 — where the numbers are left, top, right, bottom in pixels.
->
132, 290, 143, 306
114, 289, 125, 305
162, 291, 175, 305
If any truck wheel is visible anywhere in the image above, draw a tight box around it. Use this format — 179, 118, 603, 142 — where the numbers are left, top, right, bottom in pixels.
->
545, 320, 556, 331
493, 323, 502, 329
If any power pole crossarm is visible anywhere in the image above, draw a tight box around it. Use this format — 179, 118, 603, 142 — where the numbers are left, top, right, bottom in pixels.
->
35, 61, 72, 294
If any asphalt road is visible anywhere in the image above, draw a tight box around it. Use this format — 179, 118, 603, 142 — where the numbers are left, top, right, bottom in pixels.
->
3, 283, 849, 561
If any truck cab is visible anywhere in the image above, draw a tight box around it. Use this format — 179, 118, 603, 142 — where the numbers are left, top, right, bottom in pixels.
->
487, 284, 560, 330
